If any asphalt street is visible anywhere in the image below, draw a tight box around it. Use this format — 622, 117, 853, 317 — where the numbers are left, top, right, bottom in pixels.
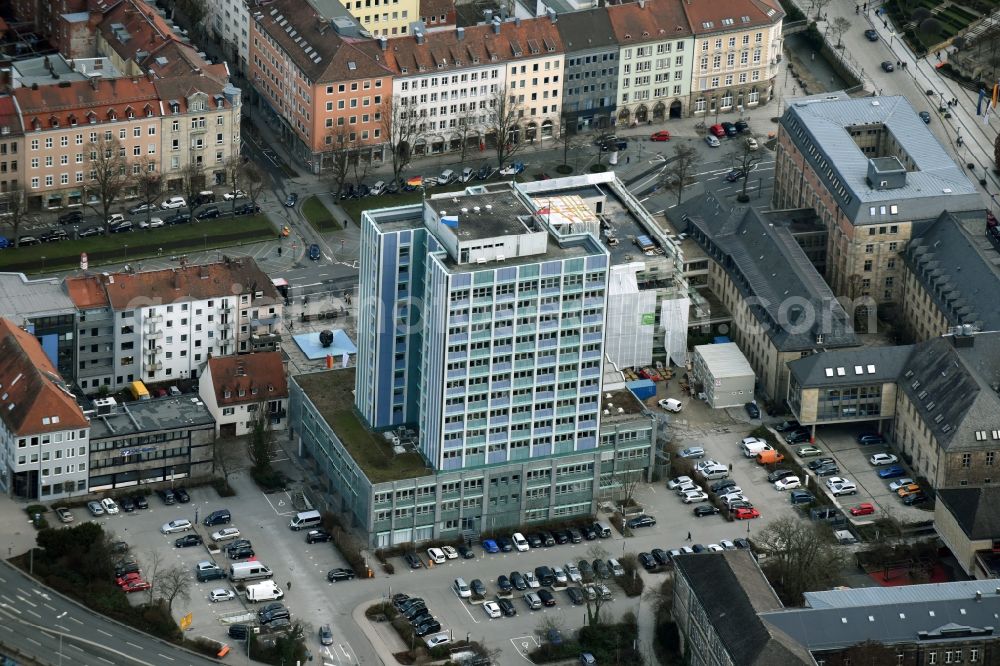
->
0, 559, 221, 666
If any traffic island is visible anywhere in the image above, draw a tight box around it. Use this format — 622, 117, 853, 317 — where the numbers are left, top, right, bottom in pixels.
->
301, 195, 339, 232
0, 215, 276, 274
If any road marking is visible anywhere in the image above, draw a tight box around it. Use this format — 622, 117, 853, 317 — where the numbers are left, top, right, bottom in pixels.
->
17, 596, 37, 607
126, 641, 143, 649
26, 609, 41, 619
97, 629, 112, 637
98, 657, 114, 665
69, 616, 84, 625
43, 603, 56, 611
25, 637, 41, 647
157, 653, 175, 661
0, 623, 10, 631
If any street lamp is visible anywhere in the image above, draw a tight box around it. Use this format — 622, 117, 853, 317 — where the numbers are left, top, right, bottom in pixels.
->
124, 244, 128, 263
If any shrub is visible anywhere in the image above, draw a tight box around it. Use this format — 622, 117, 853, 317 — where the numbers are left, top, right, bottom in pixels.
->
212, 478, 236, 497
25, 504, 49, 517
251, 467, 286, 491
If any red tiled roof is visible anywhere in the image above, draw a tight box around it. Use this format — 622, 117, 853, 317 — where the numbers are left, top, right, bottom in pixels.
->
680, 0, 784, 34
0, 319, 89, 436
608, 0, 693, 44
64, 275, 109, 310
152, 75, 231, 112
420, 0, 455, 21
207, 352, 288, 406
385, 17, 564, 76
0, 96, 24, 137
100, 259, 278, 310
14, 78, 160, 129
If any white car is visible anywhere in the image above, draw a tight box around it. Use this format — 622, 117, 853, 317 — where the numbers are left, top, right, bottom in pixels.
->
483, 601, 502, 618
441, 545, 459, 559
746, 137, 759, 151
694, 459, 722, 472
427, 547, 446, 564
674, 481, 699, 495
721, 494, 749, 506
211, 527, 241, 542
667, 475, 693, 490
209, 588, 236, 603
564, 563, 582, 583
706, 544, 724, 552
512, 532, 529, 552
682, 490, 709, 504
658, 398, 682, 412
160, 196, 186, 209
719, 540, 737, 550
889, 478, 915, 492
101, 498, 120, 515
774, 476, 802, 491
716, 485, 743, 497
137, 217, 164, 229
553, 566, 568, 584
223, 190, 246, 201
826, 477, 858, 496
160, 519, 193, 534
869, 453, 899, 466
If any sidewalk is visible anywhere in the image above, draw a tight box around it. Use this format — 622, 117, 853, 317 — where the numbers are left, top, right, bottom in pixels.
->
352, 601, 405, 666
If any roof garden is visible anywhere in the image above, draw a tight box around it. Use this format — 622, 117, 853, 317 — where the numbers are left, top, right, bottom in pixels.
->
295, 369, 431, 483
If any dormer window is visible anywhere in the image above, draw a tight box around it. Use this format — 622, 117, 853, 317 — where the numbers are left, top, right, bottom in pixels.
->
238, 388, 246, 397
125, 106, 135, 119
87, 112, 97, 124
223, 389, 231, 399
251, 387, 258, 395
31, 118, 41, 130
144, 104, 154, 117
50, 116, 59, 128
107, 109, 118, 121
68, 114, 78, 126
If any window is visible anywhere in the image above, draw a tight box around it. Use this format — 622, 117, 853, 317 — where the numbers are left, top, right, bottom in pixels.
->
963, 453, 972, 467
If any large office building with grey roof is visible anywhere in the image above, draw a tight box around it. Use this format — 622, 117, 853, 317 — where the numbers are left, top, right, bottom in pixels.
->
773, 92, 983, 304
288, 179, 660, 547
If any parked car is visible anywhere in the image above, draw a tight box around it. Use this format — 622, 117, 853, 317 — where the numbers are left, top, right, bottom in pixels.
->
497, 597, 516, 616
40, 229, 69, 243
592, 559, 611, 579
650, 130, 671, 141
101, 498, 120, 514
658, 398, 683, 412
210, 588, 236, 603
18, 235, 42, 246
789, 489, 815, 505
132, 494, 149, 509
166, 211, 191, 225
87, 501, 104, 517
744, 402, 761, 419
796, 445, 823, 457
693, 505, 720, 517
499, 162, 525, 176
196, 206, 221, 220
767, 469, 796, 483
849, 503, 876, 517
626, 514, 656, 529
785, 429, 812, 444
404, 552, 423, 568
482, 539, 500, 553
733, 507, 761, 520
483, 601, 502, 618
878, 465, 907, 479
537, 589, 556, 607
161, 196, 187, 209
173, 487, 190, 503
709, 124, 726, 137
668, 475, 693, 490
160, 519, 193, 534
678, 446, 705, 459
745, 136, 759, 151
175, 534, 203, 548
776, 420, 801, 432
327, 567, 355, 582
826, 477, 858, 496
903, 493, 929, 506
889, 478, 915, 492
774, 476, 802, 491
808, 457, 836, 470
55, 507, 74, 523
497, 575, 513, 592
870, 453, 899, 466
858, 432, 886, 445
307, 529, 333, 544
705, 135, 721, 147
223, 190, 246, 201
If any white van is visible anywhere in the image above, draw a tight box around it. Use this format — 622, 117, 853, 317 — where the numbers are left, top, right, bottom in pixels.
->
245, 580, 284, 603
740, 437, 771, 458
289, 510, 322, 531
229, 561, 273, 582
370, 180, 386, 196
437, 169, 456, 185
452, 577, 471, 598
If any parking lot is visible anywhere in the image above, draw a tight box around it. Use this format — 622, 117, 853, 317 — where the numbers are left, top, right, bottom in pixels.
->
807, 425, 933, 523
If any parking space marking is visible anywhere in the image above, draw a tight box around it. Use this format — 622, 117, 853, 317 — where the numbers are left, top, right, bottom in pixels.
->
511, 635, 539, 662
457, 597, 480, 624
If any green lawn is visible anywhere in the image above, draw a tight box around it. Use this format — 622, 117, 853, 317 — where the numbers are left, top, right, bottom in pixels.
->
0, 215, 275, 274
302, 196, 340, 232
295, 369, 430, 483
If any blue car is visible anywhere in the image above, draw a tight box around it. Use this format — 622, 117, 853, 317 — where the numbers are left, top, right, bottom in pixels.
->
878, 465, 906, 479
482, 539, 500, 553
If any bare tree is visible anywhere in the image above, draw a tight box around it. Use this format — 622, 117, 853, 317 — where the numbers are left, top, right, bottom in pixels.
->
85, 136, 129, 232
831, 17, 851, 47
349, 144, 373, 190
457, 109, 479, 167
534, 615, 564, 643
380, 98, 421, 184
485, 84, 523, 169
325, 125, 354, 197
153, 563, 192, 613
583, 585, 608, 627
809, 0, 832, 20
755, 516, 850, 605
731, 142, 766, 202
242, 162, 269, 212
586, 543, 610, 563
222, 156, 245, 217
178, 161, 207, 214
246, 402, 275, 473
662, 143, 699, 206
0, 186, 33, 248
213, 436, 244, 487
144, 549, 164, 606
134, 161, 163, 229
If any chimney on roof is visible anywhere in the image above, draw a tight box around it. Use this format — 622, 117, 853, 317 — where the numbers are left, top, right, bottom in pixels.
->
493, 18, 501, 34
457, 26, 465, 40
90, 76, 99, 90
379, 35, 388, 50
638, 0, 645, 7
546, 7, 557, 22
415, 30, 424, 45
514, 16, 521, 26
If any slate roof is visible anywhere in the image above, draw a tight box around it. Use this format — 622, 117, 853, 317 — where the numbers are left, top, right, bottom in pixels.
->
680, 0, 784, 34
608, 0, 692, 44
152, 74, 232, 113
937, 486, 1000, 540
803, 580, 1000, 608
673, 551, 812, 665
385, 17, 564, 77
207, 352, 288, 406
761, 595, 1000, 652
0, 319, 89, 436
14, 78, 160, 129
780, 94, 981, 225
683, 193, 859, 352
253, 0, 394, 84
904, 211, 1000, 332
897, 333, 1000, 449
787, 345, 914, 388
556, 8, 619, 54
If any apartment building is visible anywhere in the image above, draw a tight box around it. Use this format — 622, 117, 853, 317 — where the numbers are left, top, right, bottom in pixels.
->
0, 318, 91, 501
385, 17, 563, 155
153, 76, 243, 190
900, 211, 1000, 342
63, 259, 282, 393
0, 96, 22, 209
682, 0, 784, 116
335, 0, 419, 38
199, 352, 289, 437
249, 0, 394, 172
13, 77, 160, 211
208, 0, 252, 73
557, 8, 619, 133
773, 93, 981, 303
682, 194, 858, 401
608, 0, 693, 124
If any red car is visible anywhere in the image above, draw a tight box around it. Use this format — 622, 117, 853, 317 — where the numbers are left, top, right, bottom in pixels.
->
638, 367, 661, 381
733, 507, 761, 520
116, 572, 143, 587
849, 502, 875, 517
122, 579, 151, 593
650, 130, 671, 141
709, 124, 726, 137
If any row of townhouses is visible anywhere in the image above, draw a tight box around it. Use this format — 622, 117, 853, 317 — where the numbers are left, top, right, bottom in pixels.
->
2, 0, 242, 210
242, 0, 784, 171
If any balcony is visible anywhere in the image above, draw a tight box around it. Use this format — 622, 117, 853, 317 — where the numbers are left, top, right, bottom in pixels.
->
251, 316, 281, 327
250, 332, 282, 349
218, 321, 233, 331
147, 345, 163, 354
146, 330, 163, 340
146, 314, 163, 324
144, 361, 162, 372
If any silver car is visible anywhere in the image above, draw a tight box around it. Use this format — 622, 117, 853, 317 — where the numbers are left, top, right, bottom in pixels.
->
87, 501, 104, 517
523, 592, 542, 610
